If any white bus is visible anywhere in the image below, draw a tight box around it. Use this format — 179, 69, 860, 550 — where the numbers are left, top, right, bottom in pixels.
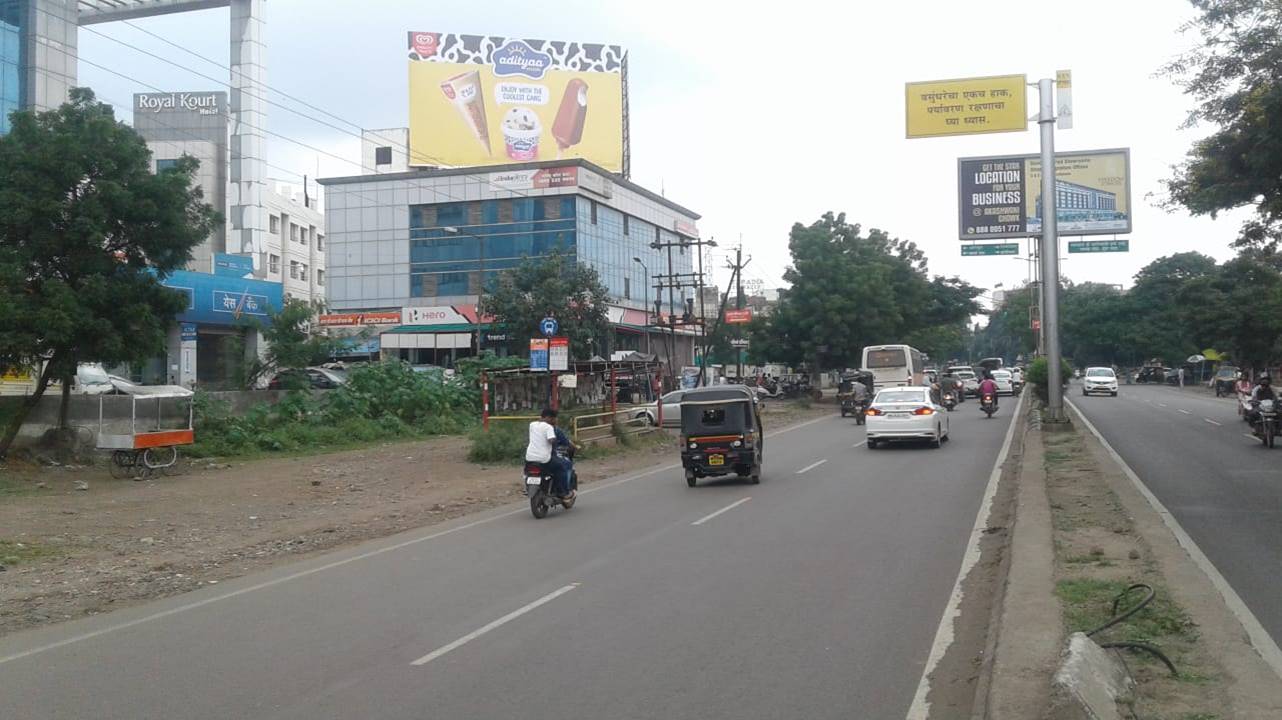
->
861, 344, 926, 389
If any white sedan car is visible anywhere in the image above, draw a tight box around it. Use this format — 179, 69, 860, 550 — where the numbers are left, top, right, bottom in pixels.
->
633, 390, 684, 427
1082, 367, 1119, 397
990, 369, 1015, 395
865, 386, 950, 449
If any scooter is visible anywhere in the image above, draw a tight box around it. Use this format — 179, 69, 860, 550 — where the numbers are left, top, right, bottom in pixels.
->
981, 393, 997, 419
523, 444, 578, 519
942, 391, 957, 411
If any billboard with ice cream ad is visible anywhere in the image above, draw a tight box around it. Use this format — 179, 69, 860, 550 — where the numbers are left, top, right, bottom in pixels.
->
408, 32, 626, 173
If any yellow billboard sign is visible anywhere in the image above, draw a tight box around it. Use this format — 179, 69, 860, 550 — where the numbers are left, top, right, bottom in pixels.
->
905, 74, 1028, 138
407, 32, 625, 172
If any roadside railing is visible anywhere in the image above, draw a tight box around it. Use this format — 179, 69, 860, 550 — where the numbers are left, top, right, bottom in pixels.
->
571, 407, 655, 445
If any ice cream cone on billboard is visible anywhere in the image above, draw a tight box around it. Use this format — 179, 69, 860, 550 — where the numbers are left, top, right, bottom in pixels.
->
552, 78, 588, 159
440, 71, 492, 155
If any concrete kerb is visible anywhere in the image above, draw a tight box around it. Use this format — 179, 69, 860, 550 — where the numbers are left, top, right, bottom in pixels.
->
984, 400, 1064, 720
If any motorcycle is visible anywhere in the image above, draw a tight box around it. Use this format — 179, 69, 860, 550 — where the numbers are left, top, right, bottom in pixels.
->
942, 391, 957, 411
853, 397, 870, 425
1249, 399, 1278, 448
523, 444, 578, 519
980, 393, 997, 419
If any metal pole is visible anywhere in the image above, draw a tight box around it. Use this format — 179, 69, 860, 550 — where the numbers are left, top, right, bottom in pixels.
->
633, 258, 650, 356
696, 242, 707, 385
1038, 78, 1065, 421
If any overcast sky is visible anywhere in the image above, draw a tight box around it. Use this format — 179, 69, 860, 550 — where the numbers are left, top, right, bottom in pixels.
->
76, 0, 1251, 308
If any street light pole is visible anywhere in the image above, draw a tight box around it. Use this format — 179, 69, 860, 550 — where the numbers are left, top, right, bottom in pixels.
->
632, 257, 650, 356
443, 225, 485, 357
1038, 77, 1066, 422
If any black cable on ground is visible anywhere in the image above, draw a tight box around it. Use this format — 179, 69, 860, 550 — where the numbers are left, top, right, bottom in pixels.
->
1085, 583, 1178, 678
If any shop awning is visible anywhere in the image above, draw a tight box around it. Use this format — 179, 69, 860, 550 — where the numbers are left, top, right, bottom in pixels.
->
383, 323, 490, 334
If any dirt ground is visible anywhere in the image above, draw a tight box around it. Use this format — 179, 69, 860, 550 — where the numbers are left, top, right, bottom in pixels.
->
1042, 423, 1232, 719
0, 400, 830, 638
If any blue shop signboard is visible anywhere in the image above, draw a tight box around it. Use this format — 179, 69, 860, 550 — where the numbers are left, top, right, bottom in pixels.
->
161, 270, 283, 326
212, 253, 255, 278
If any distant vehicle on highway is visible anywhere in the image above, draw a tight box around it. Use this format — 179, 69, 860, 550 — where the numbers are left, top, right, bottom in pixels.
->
861, 344, 925, 390
990, 369, 1015, 395
1213, 365, 1240, 397
977, 357, 1005, 373
947, 366, 980, 396
865, 386, 950, 449
1082, 367, 1119, 397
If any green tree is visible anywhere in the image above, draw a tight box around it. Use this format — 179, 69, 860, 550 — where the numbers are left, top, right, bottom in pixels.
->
237, 299, 348, 389
479, 250, 611, 361
0, 89, 218, 457
1180, 257, 1282, 370
1059, 282, 1129, 368
1161, 1, 1282, 254
1126, 252, 1218, 363
974, 283, 1036, 362
749, 213, 979, 372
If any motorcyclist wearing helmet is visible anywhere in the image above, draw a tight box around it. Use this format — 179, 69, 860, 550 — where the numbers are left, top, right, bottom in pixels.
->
978, 371, 999, 409
1247, 375, 1277, 430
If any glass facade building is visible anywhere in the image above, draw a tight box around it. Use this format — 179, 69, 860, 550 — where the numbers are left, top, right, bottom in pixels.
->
1, 1, 23, 135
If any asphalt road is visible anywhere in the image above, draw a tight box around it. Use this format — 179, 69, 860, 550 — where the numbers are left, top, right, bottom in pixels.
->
0, 403, 1017, 720
1069, 382, 1282, 644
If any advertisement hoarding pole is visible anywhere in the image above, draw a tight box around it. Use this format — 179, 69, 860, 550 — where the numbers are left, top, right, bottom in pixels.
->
1038, 78, 1065, 422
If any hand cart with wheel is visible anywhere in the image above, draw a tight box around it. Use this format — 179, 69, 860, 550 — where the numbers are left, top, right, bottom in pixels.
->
96, 393, 194, 479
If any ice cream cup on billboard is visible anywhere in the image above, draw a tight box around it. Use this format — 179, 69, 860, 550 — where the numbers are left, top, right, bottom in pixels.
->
440, 71, 491, 155
502, 107, 542, 161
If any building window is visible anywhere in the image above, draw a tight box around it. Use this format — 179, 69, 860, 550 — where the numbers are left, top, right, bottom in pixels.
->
289, 260, 299, 279
155, 159, 179, 172
300, 264, 308, 281
269, 215, 280, 234
375, 146, 392, 165
590, 200, 598, 225
623, 215, 630, 235
317, 269, 325, 286
290, 223, 299, 243
269, 254, 280, 274
624, 276, 631, 300
316, 234, 325, 251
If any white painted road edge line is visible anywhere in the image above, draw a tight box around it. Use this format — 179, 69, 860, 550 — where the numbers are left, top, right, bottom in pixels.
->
796, 459, 828, 474
1067, 398, 1282, 681
0, 412, 833, 666
906, 389, 1026, 720
1178, 409, 1191, 415
691, 497, 752, 526
411, 584, 580, 666
1205, 419, 1222, 426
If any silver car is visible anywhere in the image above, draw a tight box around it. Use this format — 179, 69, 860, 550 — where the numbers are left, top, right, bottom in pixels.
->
634, 390, 684, 427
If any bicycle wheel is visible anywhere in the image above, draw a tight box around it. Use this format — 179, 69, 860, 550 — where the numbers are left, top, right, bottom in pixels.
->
109, 450, 138, 479
143, 446, 178, 470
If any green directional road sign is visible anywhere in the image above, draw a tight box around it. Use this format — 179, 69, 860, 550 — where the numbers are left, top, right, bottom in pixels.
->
962, 243, 1021, 256
1067, 239, 1129, 254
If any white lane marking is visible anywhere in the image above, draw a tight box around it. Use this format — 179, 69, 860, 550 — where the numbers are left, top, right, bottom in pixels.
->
1068, 399, 1282, 681
1205, 419, 1222, 426
691, 497, 752, 526
0, 413, 833, 666
410, 584, 580, 666
852, 441, 867, 449
796, 459, 828, 474
1244, 433, 1259, 441
1158, 403, 1169, 408
906, 389, 1026, 719
1178, 409, 1191, 415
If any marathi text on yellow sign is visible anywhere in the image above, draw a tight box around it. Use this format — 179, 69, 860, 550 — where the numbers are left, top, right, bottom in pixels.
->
905, 74, 1028, 138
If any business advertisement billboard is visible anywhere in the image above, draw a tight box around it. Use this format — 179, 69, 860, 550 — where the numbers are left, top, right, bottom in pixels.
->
958, 149, 1131, 240
407, 32, 626, 172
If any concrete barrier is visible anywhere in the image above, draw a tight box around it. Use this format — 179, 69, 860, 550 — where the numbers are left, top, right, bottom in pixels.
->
1048, 632, 1134, 720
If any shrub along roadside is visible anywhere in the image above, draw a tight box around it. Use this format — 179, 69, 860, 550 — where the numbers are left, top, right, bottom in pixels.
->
1026, 356, 1074, 402
188, 361, 478, 458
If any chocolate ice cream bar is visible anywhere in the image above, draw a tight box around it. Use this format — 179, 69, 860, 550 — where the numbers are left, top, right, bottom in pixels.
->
552, 79, 588, 157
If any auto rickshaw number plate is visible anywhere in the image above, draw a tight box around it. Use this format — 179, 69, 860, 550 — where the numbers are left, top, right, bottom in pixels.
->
708, 454, 725, 466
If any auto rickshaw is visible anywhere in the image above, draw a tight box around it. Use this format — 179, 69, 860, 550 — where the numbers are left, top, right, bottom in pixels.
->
838, 370, 875, 422
680, 386, 764, 487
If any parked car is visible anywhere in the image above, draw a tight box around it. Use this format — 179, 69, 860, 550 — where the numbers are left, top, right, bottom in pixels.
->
865, 386, 950, 449
268, 367, 347, 390
1082, 367, 1119, 397
633, 390, 684, 427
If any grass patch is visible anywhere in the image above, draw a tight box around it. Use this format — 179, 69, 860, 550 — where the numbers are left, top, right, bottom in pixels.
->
0, 539, 61, 566
466, 423, 527, 465
0, 474, 40, 498
1056, 578, 1199, 645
